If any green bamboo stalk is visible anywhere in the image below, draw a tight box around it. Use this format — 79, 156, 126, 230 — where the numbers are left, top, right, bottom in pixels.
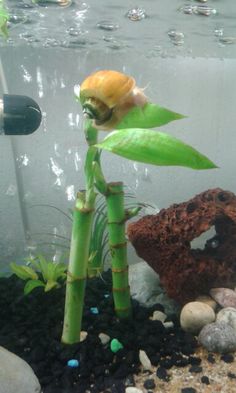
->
106, 182, 132, 319
61, 191, 96, 344
61, 121, 98, 345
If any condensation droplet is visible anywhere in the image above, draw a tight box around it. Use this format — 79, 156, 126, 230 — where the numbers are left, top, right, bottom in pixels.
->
6, 184, 17, 196
126, 7, 146, 21
96, 20, 119, 31
168, 30, 185, 45
66, 185, 75, 201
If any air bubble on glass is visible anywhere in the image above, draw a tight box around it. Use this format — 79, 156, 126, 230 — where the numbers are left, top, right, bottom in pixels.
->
21, 65, 32, 82
66, 185, 75, 201
219, 36, 236, 45
195, 5, 217, 16
6, 184, 17, 196
168, 30, 185, 46
50, 158, 64, 177
16, 154, 30, 167
36, 67, 44, 98
180, 5, 217, 16
214, 28, 224, 37
126, 7, 146, 21
33, 0, 72, 8
44, 38, 61, 47
133, 162, 139, 172
67, 27, 81, 37
74, 152, 81, 171
96, 20, 119, 31
8, 9, 28, 25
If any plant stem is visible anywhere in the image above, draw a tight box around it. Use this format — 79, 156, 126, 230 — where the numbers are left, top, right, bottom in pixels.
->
106, 182, 132, 319
61, 121, 98, 344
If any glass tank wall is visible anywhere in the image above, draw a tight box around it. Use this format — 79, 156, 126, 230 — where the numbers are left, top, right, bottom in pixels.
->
0, 0, 236, 270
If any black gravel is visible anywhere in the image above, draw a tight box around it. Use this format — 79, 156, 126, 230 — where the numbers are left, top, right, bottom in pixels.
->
0, 271, 200, 393
201, 375, 210, 385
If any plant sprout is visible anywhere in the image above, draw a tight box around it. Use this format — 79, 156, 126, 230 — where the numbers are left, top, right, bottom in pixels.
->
61, 70, 217, 345
10, 255, 67, 295
0, 0, 9, 38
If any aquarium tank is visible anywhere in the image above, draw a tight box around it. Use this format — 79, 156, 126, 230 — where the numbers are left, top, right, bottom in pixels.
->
0, 1, 236, 393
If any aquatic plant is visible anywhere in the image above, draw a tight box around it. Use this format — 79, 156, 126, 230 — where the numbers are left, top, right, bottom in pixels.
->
61, 70, 217, 344
10, 255, 67, 294
0, 0, 8, 38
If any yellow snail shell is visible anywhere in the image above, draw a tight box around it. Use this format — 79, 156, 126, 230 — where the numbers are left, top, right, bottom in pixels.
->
79, 70, 147, 130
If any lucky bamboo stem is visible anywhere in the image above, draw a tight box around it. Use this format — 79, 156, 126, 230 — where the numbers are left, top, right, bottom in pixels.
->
61, 191, 96, 344
106, 182, 132, 319
61, 122, 98, 345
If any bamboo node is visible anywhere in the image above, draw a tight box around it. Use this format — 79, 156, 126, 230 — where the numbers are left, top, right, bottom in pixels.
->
112, 266, 128, 273
108, 219, 125, 225
67, 271, 87, 283
110, 242, 127, 249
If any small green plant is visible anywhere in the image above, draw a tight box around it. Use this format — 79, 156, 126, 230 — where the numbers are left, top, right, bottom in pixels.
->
10, 255, 67, 295
0, 1, 9, 38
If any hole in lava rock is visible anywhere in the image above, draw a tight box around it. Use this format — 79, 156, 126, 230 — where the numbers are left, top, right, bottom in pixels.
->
190, 227, 216, 250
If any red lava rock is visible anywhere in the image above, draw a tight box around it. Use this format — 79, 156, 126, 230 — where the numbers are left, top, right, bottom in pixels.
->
128, 188, 236, 304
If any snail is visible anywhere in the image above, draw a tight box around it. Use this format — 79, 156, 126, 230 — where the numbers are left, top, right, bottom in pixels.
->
75, 70, 147, 130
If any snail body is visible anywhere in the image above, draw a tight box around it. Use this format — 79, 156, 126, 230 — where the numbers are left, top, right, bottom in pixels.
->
78, 70, 147, 130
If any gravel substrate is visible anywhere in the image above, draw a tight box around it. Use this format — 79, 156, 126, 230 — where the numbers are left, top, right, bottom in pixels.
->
0, 271, 235, 393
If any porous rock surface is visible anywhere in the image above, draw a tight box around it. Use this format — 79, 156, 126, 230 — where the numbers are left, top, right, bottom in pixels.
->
128, 188, 236, 304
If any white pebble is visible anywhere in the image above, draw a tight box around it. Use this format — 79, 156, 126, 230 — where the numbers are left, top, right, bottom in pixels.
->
80, 331, 88, 342
152, 310, 167, 322
126, 388, 143, 393
163, 321, 174, 329
216, 307, 236, 332
98, 333, 110, 345
139, 349, 152, 371
180, 301, 215, 334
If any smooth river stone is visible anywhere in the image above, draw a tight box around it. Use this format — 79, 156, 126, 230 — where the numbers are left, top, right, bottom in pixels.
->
180, 301, 215, 334
210, 288, 236, 308
216, 307, 236, 332
198, 321, 236, 353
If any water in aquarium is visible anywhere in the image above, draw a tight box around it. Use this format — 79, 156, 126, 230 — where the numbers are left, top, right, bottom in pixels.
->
0, 1, 236, 391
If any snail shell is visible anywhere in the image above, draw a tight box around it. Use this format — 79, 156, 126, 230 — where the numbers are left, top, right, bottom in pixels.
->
79, 70, 147, 130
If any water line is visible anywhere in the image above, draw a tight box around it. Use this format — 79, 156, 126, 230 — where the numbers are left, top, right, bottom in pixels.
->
0, 56, 30, 243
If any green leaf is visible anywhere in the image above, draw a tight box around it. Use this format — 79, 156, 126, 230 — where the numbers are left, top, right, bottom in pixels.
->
0, 4, 9, 39
44, 280, 59, 292
116, 103, 185, 130
37, 254, 49, 281
10, 263, 38, 281
96, 128, 217, 170
24, 280, 45, 295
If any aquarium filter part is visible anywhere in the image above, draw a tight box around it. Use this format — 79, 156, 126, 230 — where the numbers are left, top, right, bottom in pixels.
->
0, 94, 42, 135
